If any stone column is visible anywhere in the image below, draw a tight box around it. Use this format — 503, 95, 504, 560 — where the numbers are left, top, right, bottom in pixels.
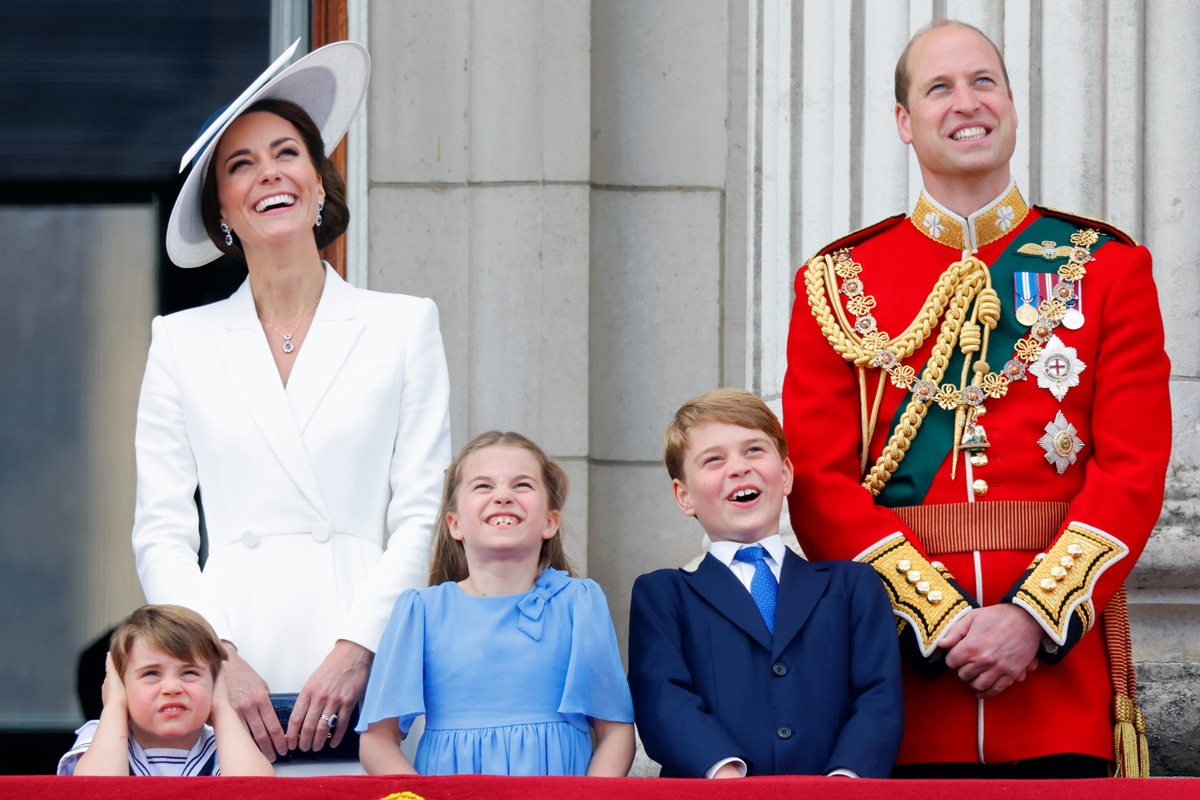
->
588, 0, 744, 648
365, 0, 593, 569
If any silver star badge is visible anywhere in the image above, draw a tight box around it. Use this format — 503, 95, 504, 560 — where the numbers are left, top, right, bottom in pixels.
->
1029, 335, 1086, 401
1038, 411, 1084, 474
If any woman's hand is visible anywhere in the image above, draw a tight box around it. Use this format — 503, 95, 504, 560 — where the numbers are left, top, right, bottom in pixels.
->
286, 639, 373, 752
220, 641, 287, 760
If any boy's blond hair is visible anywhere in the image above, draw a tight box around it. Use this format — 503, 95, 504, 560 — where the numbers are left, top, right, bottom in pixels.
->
109, 604, 226, 681
664, 389, 789, 481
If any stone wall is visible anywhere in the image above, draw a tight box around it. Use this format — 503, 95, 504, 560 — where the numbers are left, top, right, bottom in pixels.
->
360, 0, 1200, 775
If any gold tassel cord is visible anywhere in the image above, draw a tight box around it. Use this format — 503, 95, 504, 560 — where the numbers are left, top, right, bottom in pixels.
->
949, 279, 998, 479
865, 371, 888, 465
1105, 586, 1150, 777
1113, 694, 1141, 778
858, 365, 870, 475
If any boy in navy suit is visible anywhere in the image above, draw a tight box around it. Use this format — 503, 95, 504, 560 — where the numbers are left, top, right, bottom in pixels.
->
628, 389, 902, 778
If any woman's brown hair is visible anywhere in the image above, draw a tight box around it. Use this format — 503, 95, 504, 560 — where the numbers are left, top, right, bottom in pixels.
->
428, 431, 576, 585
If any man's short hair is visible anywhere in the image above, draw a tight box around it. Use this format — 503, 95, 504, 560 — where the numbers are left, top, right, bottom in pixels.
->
664, 389, 789, 481
894, 19, 1011, 108
109, 605, 226, 681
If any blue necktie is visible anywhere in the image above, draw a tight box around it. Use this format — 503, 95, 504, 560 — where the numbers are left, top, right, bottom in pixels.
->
733, 546, 777, 635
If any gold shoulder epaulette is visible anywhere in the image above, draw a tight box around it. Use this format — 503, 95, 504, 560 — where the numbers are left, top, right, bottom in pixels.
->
1034, 205, 1138, 247
806, 214, 906, 262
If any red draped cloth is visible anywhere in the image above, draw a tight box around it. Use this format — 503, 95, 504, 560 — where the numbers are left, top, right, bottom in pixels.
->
6, 775, 1195, 799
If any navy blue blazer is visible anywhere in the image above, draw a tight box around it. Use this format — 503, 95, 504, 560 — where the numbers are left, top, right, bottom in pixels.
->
628, 548, 902, 778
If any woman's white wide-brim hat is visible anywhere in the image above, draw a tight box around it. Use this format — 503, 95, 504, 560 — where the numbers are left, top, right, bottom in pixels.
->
165, 39, 370, 268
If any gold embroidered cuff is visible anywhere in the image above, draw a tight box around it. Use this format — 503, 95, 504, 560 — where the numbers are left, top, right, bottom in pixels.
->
1012, 522, 1128, 646
855, 533, 971, 657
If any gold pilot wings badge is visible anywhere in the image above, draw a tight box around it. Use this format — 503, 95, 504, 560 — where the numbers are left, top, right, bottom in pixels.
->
1018, 240, 1074, 261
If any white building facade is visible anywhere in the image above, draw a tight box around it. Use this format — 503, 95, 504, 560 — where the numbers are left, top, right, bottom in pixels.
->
356, 0, 1199, 774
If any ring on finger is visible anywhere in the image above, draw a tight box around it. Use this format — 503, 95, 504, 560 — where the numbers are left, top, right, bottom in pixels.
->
320, 712, 338, 739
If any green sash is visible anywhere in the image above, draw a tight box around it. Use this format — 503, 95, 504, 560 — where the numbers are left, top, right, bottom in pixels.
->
876, 217, 1111, 508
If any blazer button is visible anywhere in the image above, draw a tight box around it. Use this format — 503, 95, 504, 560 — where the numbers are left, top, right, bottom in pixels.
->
776, 725, 793, 740
772, 662, 788, 676
241, 530, 258, 549
312, 522, 331, 543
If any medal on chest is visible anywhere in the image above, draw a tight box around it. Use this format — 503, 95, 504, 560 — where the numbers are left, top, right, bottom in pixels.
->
1038, 411, 1085, 474
1029, 335, 1087, 401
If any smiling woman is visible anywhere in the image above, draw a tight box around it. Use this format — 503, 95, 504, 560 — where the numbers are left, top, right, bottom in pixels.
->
132, 41, 452, 775
201, 99, 349, 272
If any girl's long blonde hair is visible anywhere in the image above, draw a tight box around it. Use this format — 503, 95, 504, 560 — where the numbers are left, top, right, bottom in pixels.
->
428, 431, 576, 585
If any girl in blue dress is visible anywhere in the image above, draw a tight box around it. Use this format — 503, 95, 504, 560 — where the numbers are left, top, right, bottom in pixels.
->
357, 431, 635, 776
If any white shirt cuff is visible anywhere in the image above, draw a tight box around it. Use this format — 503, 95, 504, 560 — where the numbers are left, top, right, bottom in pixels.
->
705, 756, 748, 778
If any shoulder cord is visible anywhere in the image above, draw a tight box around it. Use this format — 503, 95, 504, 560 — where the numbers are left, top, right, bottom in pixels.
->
804, 254, 995, 495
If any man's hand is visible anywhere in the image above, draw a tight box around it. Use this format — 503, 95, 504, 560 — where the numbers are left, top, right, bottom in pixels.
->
286, 639, 372, 752
939, 604, 1042, 698
221, 641, 287, 760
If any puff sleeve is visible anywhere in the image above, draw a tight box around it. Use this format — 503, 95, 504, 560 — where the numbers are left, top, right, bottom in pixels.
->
356, 588, 428, 736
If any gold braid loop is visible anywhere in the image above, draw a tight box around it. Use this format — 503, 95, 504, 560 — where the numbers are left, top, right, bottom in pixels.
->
804, 255, 967, 366
976, 287, 1002, 329
805, 251, 992, 496
805, 256, 865, 363
862, 261, 987, 495
958, 321, 981, 354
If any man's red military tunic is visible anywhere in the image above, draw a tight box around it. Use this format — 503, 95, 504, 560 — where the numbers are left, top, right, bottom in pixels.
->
783, 184, 1171, 765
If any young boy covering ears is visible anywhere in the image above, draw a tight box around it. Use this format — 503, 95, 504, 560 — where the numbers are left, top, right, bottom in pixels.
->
59, 604, 273, 776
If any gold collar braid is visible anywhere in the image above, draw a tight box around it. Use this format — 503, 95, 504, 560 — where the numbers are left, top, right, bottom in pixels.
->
910, 183, 1030, 252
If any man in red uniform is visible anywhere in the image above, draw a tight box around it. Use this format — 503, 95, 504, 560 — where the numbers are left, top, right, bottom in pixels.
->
784, 19, 1171, 778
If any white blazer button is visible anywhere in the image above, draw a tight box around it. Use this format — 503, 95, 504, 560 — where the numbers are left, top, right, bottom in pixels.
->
312, 523, 331, 543
241, 530, 259, 548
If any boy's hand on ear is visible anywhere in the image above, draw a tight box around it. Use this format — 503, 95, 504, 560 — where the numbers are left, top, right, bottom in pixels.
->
209, 669, 233, 722
100, 652, 127, 711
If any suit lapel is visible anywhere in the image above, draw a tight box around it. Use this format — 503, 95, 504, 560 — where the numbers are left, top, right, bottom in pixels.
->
772, 549, 829, 659
286, 267, 364, 434
682, 553, 773, 651
214, 278, 330, 517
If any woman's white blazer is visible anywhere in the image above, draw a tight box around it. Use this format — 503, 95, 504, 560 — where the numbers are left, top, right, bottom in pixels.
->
132, 265, 451, 692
